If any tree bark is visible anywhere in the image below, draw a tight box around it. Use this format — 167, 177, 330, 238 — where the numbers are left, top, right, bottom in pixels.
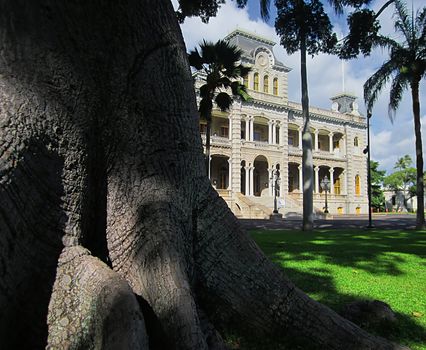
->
300, 35, 314, 230
411, 78, 425, 229
0, 0, 408, 349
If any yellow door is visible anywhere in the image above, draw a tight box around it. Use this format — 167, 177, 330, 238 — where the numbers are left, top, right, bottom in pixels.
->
337, 207, 343, 214
356, 207, 361, 215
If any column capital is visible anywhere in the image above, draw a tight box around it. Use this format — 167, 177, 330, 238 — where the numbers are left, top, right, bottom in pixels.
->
228, 158, 232, 164
298, 164, 302, 170
329, 131, 334, 136
314, 166, 320, 172
314, 129, 319, 135
329, 167, 334, 173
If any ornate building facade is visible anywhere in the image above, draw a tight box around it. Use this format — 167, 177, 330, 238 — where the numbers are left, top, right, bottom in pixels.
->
196, 29, 368, 218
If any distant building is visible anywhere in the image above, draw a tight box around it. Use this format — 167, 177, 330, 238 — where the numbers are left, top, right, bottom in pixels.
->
195, 29, 368, 218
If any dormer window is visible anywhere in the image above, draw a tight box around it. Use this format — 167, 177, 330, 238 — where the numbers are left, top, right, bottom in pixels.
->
273, 78, 278, 95
263, 75, 269, 93
253, 73, 259, 91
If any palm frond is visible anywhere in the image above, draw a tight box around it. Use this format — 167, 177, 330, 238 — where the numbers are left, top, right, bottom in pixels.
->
364, 59, 398, 111
215, 92, 232, 111
188, 48, 204, 70
230, 81, 252, 101
200, 40, 217, 64
393, 0, 413, 43
260, 0, 271, 20
388, 72, 409, 122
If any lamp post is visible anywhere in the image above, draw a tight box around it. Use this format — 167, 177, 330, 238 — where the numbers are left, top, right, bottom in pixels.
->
363, 110, 373, 228
320, 175, 330, 214
270, 169, 280, 214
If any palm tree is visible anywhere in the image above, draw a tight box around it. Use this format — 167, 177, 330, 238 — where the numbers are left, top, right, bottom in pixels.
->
188, 40, 251, 177
275, 0, 337, 230
364, 0, 426, 229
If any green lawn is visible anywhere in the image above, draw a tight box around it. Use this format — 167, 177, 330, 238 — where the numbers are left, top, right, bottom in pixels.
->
249, 228, 426, 350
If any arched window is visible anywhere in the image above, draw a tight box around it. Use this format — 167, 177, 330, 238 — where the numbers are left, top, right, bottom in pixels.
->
253, 73, 259, 91
355, 175, 361, 196
354, 136, 359, 147
243, 74, 248, 88
273, 78, 278, 95
263, 75, 269, 93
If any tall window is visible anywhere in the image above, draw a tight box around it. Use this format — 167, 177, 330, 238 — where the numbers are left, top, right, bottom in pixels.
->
355, 175, 361, 196
243, 74, 248, 88
253, 73, 259, 91
334, 178, 341, 195
263, 75, 269, 93
273, 78, 278, 95
354, 137, 359, 147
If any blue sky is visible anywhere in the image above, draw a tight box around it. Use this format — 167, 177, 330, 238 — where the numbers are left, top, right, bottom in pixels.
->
173, 0, 426, 174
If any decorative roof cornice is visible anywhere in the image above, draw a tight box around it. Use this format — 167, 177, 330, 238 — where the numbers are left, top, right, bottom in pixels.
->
225, 29, 276, 47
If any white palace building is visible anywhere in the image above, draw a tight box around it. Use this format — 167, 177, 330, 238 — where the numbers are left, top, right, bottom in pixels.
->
196, 29, 368, 218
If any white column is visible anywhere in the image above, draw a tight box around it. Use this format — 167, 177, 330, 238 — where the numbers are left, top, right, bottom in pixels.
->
208, 156, 212, 179
268, 168, 273, 196
314, 166, 320, 193
244, 166, 250, 195
329, 132, 334, 153
298, 164, 303, 192
272, 121, 277, 144
268, 121, 273, 144
250, 117, 255, 141
245, 117, 249, 141
228, 115, 232, 140
330, 167, 334, 194
314, 130, 319, 151
228, 158, 232, 189
298, 127, 303, 149
341, 135, 346, 156
343, 169, 347, 195
249, 166, 254, 196
278, 122, 283, 146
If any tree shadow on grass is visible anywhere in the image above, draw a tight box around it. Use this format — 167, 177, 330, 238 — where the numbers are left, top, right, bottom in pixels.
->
252, 228, 426, 276
281, 267, 426, 349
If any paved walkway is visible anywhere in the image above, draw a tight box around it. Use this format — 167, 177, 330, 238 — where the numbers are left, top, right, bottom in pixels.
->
239, 214, 418, 230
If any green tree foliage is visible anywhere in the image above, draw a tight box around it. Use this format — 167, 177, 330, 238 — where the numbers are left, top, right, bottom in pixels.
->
384, 155, 417, 210
363, 0, 426, 227
370, 160, 386, 211
188, 39, 250, 176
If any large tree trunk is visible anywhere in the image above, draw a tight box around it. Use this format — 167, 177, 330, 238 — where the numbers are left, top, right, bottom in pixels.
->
411, 79, 425, 229
0, 0, 407, 349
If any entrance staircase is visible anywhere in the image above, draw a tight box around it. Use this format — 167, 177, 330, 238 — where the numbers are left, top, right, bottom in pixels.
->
216, 190, 325, 219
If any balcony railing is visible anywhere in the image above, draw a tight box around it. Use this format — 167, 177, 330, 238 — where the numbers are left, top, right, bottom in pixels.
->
201, 133, 231, 147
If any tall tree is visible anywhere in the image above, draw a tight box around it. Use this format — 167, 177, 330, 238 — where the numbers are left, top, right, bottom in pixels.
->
384, 155, 417, 210
188, 40, 250, 177
275, 0, 337, 230
370, 160, 386, 211
363, 0, 426, 228
0, 0, 406, 349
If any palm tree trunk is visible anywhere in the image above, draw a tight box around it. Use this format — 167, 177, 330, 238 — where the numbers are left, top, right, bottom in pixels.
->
411, 78, 425, 228
300, 35, 314, 230
206, 114, 212, 179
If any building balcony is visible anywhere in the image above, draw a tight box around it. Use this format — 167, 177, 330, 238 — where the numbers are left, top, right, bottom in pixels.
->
288, 145, 346, 160
241, 139, 282, 151
201, 133, 231, 148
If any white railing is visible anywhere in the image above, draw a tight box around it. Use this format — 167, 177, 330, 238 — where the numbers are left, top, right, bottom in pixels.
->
201, 134, 231, 147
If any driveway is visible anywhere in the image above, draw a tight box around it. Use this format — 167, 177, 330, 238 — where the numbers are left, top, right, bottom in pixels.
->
238, 214, 418, 230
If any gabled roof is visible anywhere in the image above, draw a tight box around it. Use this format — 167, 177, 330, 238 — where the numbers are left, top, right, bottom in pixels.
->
224, 29, 291, 72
